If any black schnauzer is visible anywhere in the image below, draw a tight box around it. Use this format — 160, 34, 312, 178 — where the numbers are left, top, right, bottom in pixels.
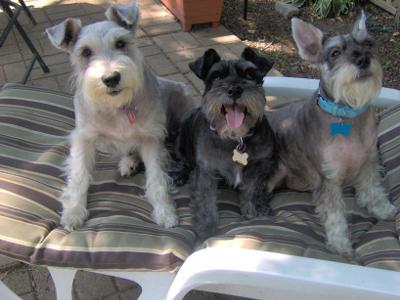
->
179, 47, 278, 240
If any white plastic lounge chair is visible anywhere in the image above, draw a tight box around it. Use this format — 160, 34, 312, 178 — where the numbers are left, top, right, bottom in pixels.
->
0, 77, 399, 300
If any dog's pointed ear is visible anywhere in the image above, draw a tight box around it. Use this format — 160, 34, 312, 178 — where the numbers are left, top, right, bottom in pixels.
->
105, 2, 140, 33
241, 47, 274, 77
46, 18, 81, 52
189, 49, 221, 81
352, 10, 368, 43
291, 18, 323, 62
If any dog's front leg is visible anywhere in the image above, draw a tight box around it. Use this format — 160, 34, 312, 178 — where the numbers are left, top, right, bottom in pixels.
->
355, 158, 398, 220
190, 167, 219, 240
314, 180, 353, 257
60, 130, 96, 231
140, 139, 178, 228
239, 181, 258, 220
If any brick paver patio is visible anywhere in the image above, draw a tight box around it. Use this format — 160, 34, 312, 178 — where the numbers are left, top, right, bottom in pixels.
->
0, 0, 272, 298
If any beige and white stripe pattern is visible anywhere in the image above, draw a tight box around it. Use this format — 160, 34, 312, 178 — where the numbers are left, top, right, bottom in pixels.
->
0, 83, 399, 272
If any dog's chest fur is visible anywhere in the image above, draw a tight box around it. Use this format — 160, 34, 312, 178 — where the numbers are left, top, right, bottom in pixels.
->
270, 99, 377, 187
183, 110, 276, 188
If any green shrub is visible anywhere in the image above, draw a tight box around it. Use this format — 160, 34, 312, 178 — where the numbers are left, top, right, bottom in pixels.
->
285, 0, 357, 19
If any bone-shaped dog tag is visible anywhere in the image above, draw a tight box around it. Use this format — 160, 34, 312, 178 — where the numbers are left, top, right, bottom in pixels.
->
330, 122, 351, 136
232, 148, 248, 166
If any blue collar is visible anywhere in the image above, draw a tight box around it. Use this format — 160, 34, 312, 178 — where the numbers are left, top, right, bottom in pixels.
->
317, 90, 369, 119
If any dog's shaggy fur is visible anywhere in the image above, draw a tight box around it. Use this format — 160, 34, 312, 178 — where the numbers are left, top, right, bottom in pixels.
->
268, 11, 398, 256
180, 48, 277, 240
46, 2, 196, 230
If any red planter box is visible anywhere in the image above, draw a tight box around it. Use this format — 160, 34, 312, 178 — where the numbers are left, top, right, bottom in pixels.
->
160, 0, 224, 31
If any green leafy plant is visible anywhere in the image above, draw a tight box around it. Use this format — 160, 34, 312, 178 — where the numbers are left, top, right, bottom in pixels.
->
285, 0, 307, 8
284, 0, 357, 19
314, 0, 355, 18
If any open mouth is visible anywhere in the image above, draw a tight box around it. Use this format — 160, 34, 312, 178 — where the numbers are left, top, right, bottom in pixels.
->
221, 104, 248, 129
107, 89, 122, 96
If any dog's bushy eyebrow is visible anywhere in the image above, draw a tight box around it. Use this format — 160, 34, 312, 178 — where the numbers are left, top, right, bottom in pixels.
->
112, 33, 135, 43
235, 63, 255, 74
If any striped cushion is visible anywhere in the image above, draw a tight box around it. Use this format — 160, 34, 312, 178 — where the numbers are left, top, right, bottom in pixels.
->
378, 105, 400, 205
1, 82, 400, 273
205, 106, 400, 272
0, 84, 195, 271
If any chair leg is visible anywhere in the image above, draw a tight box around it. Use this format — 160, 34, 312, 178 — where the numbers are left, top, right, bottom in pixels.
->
48, 267, 77, 300
17, 0, 36, 25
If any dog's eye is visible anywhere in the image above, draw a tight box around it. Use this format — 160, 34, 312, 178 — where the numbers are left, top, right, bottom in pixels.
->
211, 71, 226, 81
330, 49, 341, 59
115, 40, 126, 49
81, 47, 92, 58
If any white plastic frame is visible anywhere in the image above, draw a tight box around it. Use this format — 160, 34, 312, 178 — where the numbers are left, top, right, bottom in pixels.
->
1, 77, 399, 300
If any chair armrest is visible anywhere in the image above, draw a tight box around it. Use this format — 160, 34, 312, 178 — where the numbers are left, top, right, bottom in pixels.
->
167, 248, 400, 300
263, 76, 400, 108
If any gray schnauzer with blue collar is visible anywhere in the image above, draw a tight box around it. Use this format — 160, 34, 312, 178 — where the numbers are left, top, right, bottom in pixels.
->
179, 47, 277, 240
268, 11, 398, 257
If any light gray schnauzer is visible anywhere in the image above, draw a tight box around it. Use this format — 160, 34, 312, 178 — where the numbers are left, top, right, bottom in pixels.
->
268, 11, 398, 256
46, 2, 196, 230
180, 48, 277, 240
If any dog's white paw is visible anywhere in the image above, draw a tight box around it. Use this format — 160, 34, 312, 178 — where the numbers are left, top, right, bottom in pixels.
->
60, 205, 88, 231
152, 204, 178, 228
327, 236, 354, 258
118, 155, 139, 177
241, 201, 257, 220
370, 202, 399, 220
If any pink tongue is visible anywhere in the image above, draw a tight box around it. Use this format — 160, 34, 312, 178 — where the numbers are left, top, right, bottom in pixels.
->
225, 106, 245, 129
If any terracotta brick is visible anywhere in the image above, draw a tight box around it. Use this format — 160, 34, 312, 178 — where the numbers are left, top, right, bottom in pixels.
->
137, 37, 154, 48
197, 34, 241, 46
225, 42, 247, 57
172, 32, 200, 50
165, 47, 208, 63
80, 3, 106, 14
145, 53, 177, 76
31, 77, 60, 91
3, 62, 26, 83
165, 73, 199, 96
152, 34, 181, 52
190, 25, 231, 38
48, 9, 87, 22
0, 44, 20, 56
29, 62, 72, 80
29, 53, 69, 68
88, 12, 106, 23
56, 73, 74, 94
0, 53, 23, 65
142, 22, 181, 36
175, 60, 191, 74
44, 3, 82, 14
139, 45, 161, 57
140, 4, 171, 21
140, 14, 176, 27
185, 71, 203, 94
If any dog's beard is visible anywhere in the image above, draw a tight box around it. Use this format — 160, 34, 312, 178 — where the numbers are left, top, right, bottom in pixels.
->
82, 55, 144, 108
328, 60, 382, 108
203, 91, 264, 140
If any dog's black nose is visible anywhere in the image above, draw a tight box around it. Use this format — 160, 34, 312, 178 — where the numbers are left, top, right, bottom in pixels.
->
227, 86, 243, 99
354, 54, 370, 69
101, 72, 121, 88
